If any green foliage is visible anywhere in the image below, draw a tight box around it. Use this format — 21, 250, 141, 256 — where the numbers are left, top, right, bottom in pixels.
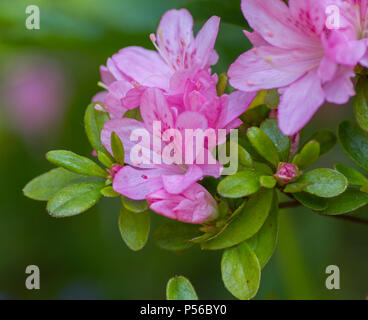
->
292, 140, 320, 169
216, 73, 228, 96
47, 182, 105, 217
46, 150, 107, 178
100, 186, 120, 198
221, 242, 261, 300
259, 175, 277, 189
23, 167, 102, 201
119, 205, 150, 251
293, 192, 327, 211
353, 77, 368, 131
304, 130, 337, 156
166, 276, 198, 300
111, 132, 125, 165
122, 196, 149, 213
334, 162, 368, 185
97, 151, 114, 168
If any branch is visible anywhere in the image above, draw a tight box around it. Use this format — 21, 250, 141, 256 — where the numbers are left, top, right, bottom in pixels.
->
279, 201, 301, 209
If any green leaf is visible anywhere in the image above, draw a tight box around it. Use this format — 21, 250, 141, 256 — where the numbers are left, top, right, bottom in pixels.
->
111, 132, 125, 165
166, 276, 198, 300
305, 130, 337, 156
264, 89, 279, 109
361, 182, 368, 193
216, 142, 253, 171
293, 192, 327, 211
118, 205, 150, 251
247, 196, 278, 269
297, 169, 348, 198
353, 77, 368, 131
46, 150, 107, 178
97, 151, 113, 168
320, 188, 368, 215
260, 119, 290, 161
247, 127, 280, 168
283, 181, 312, 193
23, 168, 101, 201
154, 221, 201, 252
100, 186, 119, 198
46, 182, 105, 217
216, 73, 228, 96
334, 162, 368, 185
221, 242, 261, 300
338, 120, 368, 171
243, 104, 271, 126
217, 169, 261, 198
259, 176, 276, 189
238, 144, 253, 168
292, 140, 320, 169
84, 103, 110, 152
122, 196, 149, 213
202, 189, 273, 250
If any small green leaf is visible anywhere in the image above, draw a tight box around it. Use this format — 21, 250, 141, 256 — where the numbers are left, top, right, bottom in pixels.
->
216, 73, 228, 96
100, 186, 119, 198
238, 144, 253, 168
217, 169, 261, 198
334, 162, 368, 185
264, 89, 279, 109
111, 132, 125, 165
338, 120, 368, 171
261, 119, 290, 162
253, 162, 273, 175
221, 242, 261, 300
118, 205, 150, 251
216, 142, 253, 171
243, 104, 271, 126
304, 130, 337, 156
353, 77, 368, 131
297, 169, 348, 198
293, 192, 327, 211
247, 196, 278, 269
23, 168, 101, 201
46, 150, 107, 178
292, 140, 320, 169
122, 196, 149, 213
202, 189, 273, 250
166, 276, 198, 300
154, 221, 201, 251
259, 176, 276, 189
97, 151, 113, 168
283, 181, 312, 193
320, 188, 368, 215
84, 103, 109, 152
247, 127, 280, 168
361, 182, 368, 193
46, 182, 105, 217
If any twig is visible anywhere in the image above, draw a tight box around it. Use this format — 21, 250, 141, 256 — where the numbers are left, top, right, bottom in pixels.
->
279, 201, 301, 209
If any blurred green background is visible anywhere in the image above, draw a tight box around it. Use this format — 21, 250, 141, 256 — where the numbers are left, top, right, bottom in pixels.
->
0, 0, 367, 300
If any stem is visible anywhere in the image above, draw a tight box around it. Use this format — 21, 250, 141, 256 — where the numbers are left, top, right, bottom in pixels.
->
278, 201, 368, 226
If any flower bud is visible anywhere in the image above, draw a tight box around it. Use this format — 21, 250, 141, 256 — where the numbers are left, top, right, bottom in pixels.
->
147, 184, 218, 224
275, 162, 299, 184
109, 164, 123, 179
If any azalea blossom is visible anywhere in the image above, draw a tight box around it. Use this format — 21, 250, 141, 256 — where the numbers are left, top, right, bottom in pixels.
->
147, 183, 219, 224
93, 9, 220, 118
228, 0, 358, 136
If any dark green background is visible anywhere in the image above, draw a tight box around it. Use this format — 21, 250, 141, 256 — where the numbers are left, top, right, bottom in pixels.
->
0, 0, 367, 299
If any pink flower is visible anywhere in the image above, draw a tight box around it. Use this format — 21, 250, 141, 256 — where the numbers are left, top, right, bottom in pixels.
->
147, 183, 218, 224
228, 0, 357, 136
93, 9, 221, 118
275, 163, 299, 184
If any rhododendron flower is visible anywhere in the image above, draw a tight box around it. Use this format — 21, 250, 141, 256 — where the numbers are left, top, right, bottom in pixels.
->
101, 87, 255, 202
228, 0, 357, 136
147, 183, 218, 224
93, 9, 220, 118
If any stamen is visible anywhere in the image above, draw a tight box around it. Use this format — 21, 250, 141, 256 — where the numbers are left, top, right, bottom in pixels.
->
149, 31, 175, 71
97, 81, 108, 90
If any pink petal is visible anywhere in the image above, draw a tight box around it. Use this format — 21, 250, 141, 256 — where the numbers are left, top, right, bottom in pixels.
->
317, 57, 337, 83
100, 65, 116, 85
323, 67, 355, 104
243, 30, 269, 46
162, 165, 203, 194
113, 166, 167, 200
104, 80, 132, 118
278, 69, 325, 136
112, 47, 172, 89
92, 91, 107, 103
175, 111, 208, 131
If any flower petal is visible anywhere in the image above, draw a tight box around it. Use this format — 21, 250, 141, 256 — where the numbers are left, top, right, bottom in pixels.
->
323, 67, 355, 104
162, 165, 203, 194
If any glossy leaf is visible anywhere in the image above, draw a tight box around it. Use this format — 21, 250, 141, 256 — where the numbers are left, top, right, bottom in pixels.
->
305, 130, 337, 156
46, 182, 105, 217
216, 73, 228, 96
338, 120, 368, 171
111, 132, 125, 165
100, 186, 119, 198
119, 205, 150, 251
217, 169, 261, 198
23, 168, 100, 201
154, 221, 201, 252
166, 276, 198, 300
353, 77, 368, 131
247, 127, 280, 168
221, 242, 261, 300
247, 196, 278, 269
122, 196, 149, 213
97, 151, 113, 168
46, 150, 107, 178
84, 103, 110, 152
259, 176, 276, 189
321, 188, 368, 215
293, 192, 327, 211
202, 189, 273, 250
261, 119, 290, 161
298, 169, 348, 198
292, 140, 320, 169
334, 162, 368, 185
283, 181, 312, 193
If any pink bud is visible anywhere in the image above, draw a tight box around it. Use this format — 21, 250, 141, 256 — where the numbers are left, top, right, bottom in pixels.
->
109, 165, 123, 179
275, 163, 299, 184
